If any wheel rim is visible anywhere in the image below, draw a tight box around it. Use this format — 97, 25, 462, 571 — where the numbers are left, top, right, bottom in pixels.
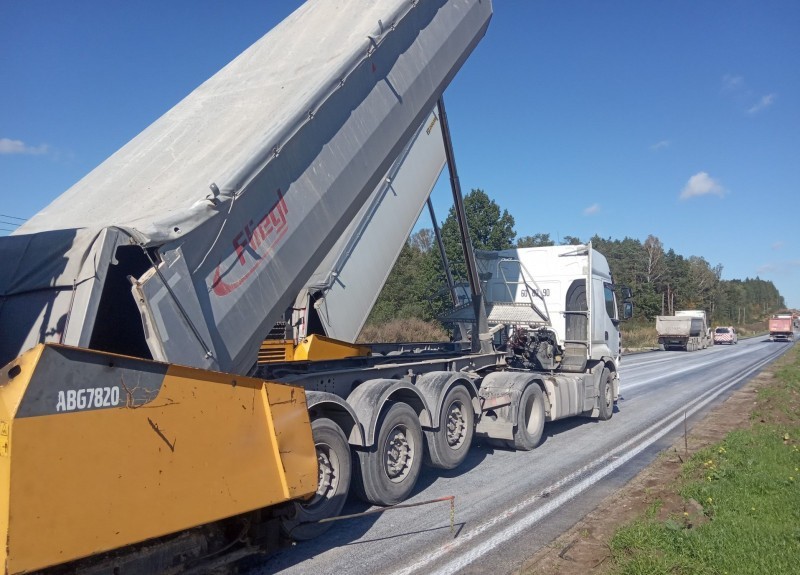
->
605, 379, 613, 409
524, 392, 542, 434
383, 423, 415, 483
307, 441, 340, 508
445, 400, 468, 449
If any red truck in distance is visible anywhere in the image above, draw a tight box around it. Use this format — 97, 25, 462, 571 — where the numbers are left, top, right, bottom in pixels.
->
768, 314, 795, 342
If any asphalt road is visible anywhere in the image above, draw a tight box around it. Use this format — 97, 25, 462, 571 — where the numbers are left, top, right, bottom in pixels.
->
248, 335, 794, 575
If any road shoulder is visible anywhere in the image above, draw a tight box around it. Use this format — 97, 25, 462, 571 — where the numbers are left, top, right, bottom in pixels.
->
517, 368, 770, 574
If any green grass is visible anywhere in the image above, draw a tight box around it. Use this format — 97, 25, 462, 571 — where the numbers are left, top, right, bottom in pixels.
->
357, 317, 450, 343
620, 321, 659, 350
607, 346, 800, 575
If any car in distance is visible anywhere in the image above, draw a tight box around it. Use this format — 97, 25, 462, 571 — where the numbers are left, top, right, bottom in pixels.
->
713, 326, 738, 345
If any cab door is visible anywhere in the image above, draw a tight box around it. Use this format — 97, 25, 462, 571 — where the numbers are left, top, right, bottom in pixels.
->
603, 282, 621, 358
591, 277, 620, 360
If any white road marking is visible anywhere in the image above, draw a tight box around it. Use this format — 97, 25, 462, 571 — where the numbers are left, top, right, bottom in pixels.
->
391, 348, 782, 575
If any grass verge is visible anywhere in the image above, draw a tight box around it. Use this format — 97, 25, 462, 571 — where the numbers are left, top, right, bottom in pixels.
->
357, 317, 449, 343
607, 345, 800, 574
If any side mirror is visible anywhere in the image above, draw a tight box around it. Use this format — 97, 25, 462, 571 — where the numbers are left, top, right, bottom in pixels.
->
623, 301, 633, 320
620, 286, 633, 300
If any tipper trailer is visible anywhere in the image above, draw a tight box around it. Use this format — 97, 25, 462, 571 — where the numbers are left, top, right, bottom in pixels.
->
768, 314, 795, 342
656, 310, 711, 351
0, 1, 631, 573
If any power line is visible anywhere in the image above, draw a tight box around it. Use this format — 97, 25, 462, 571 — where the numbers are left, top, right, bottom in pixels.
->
0, 214, 26, 234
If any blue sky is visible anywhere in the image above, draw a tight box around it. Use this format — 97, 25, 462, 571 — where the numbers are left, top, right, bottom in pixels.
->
1, 1, 798, 308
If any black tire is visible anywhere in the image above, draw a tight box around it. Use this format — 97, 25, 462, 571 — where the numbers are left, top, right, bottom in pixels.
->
510, 384, 545, 451
597, 367, 614, 421
353, 402, 423, 506
424, 385, 474, 469
281, 418, 351, 540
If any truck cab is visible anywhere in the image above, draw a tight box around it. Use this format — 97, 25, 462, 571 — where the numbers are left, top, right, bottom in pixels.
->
474, 243, 625, 371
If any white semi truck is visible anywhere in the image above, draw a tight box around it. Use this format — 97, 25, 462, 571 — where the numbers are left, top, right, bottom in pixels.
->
0, 1, 631, 573
656, 310, 712, 351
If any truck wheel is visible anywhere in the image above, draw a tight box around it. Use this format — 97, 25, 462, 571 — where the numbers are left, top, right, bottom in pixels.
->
424, 385, 474, 469
281, 417, 351, 540
510, 384, 545, 451
353, 402, 422, 506
597, 368, 614, 421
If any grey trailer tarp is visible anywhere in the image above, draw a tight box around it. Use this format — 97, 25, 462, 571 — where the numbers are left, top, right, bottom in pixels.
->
294, 109, 447, 343
1, 0, 492, 372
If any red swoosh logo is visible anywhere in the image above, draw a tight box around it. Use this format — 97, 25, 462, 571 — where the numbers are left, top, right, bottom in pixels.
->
211, 227, 288, 296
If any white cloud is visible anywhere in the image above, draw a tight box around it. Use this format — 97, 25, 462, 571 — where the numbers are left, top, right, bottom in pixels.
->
680, 172, 726, 200
747, 93, 776, 114
757, 263, 776, 274
583, 203, 600, 215
722, 74, 743, 92
650, 140, 670, 151
772, 241, 784, 250
720, 75, 776, 115
0, 138, 48, 155
757, 260, 800, 275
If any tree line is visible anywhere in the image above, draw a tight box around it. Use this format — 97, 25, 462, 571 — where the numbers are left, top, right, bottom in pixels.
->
367, 189, 786, 328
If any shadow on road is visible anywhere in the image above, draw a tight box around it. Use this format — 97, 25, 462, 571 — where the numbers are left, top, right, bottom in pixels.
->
252, 398, 632, 572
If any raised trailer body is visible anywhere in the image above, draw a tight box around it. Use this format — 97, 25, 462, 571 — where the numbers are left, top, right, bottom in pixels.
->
290, 109, 447, 343
2, 0, 491, 377
0, 1, 494, 572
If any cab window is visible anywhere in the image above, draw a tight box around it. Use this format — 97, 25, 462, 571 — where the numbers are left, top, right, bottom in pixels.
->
604, 283, 617, 319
